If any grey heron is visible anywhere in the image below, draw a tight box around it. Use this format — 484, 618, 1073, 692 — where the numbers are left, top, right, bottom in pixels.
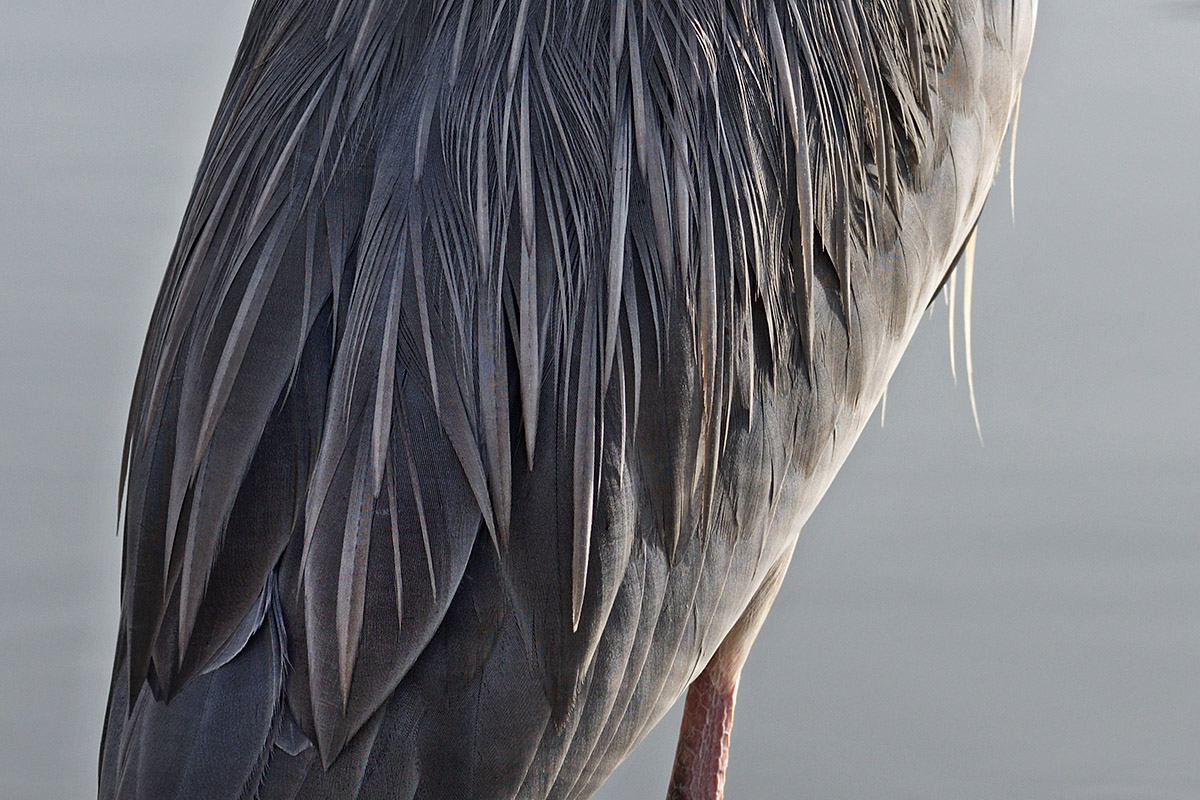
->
99, 1, 1036, 797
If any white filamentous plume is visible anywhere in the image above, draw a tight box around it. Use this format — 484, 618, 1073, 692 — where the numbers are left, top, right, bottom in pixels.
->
947, 269, 958, 384
962, 228, 982, 442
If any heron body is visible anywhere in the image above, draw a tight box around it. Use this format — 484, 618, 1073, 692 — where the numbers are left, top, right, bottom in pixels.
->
100, 1, 1035, 798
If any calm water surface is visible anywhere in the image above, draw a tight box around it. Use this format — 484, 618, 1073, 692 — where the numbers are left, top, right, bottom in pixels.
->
2, 2, 1198, 798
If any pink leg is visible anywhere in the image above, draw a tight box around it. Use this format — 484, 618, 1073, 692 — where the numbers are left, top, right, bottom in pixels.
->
667, 652, 741, 800
665, 541, 796, 800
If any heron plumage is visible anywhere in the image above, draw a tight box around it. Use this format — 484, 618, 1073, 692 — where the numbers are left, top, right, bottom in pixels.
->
102, 1, 1036, 797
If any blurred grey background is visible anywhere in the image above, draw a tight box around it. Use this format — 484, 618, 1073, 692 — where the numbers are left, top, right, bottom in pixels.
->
1, 1, 1197, 798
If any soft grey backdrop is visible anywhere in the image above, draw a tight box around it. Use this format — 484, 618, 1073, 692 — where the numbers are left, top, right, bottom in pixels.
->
2, 1, 1197, 798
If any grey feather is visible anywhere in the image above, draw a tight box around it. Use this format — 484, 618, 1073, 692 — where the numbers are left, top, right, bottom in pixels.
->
102, 1, 1036, 797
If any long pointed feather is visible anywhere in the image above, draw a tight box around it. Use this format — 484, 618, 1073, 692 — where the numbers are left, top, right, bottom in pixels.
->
947, 268, 958, 383
962, 227, 982, 441
1009, 85, 1022, 222
571, 299, 599, 631
603, 115, 631, 388
516, 65, 541, 468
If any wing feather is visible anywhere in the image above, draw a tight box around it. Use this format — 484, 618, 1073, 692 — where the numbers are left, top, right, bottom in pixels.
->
112, 0, 967, 774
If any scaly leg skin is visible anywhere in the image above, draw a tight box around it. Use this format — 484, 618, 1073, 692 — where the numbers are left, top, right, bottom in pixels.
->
667, 648, 742, 800
666, 541, 796, 800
